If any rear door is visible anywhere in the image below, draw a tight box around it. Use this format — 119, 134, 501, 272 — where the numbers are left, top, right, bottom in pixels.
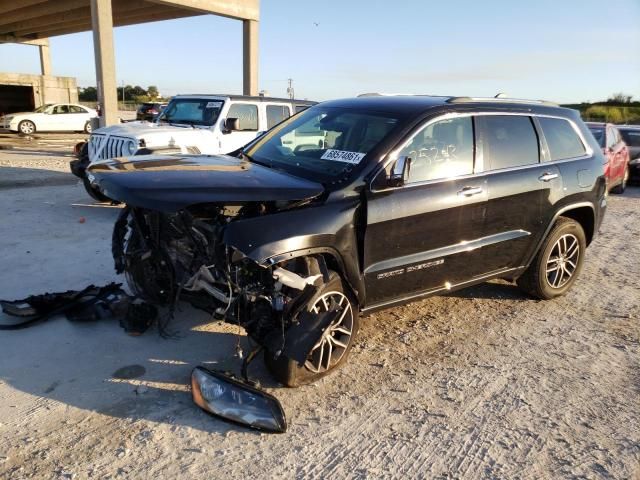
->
68, 105, 88, 130
265, 103, 291, 130
364, 114, 489, 306
476, 114, 563, 272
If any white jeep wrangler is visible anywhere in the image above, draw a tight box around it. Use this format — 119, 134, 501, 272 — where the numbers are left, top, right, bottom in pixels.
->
71, 94, 315, 201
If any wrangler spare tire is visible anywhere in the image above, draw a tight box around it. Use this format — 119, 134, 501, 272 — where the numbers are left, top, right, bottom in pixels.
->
265, 272, 359, 387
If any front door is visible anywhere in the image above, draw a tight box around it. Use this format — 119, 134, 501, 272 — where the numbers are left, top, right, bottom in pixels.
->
363, 115, 488, 306
221, 102, 261, 153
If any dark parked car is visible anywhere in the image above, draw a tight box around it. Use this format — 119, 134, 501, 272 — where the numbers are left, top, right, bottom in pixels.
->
586, 122, 630, 193
88, 95, 607, 387
136, 102, 167, 121
616, 125, 640, 183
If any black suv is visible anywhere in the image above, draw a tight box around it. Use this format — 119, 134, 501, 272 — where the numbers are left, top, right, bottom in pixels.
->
88, 95, 607, 387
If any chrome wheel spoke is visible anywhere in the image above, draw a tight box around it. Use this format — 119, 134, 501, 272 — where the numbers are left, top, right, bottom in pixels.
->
329, 336, 348, 349
303, 290, 354, 374
546, 233, 580, 289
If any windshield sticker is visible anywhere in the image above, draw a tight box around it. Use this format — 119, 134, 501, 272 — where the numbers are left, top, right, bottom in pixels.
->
205, 101, 223, 108
321, 149, 366, 164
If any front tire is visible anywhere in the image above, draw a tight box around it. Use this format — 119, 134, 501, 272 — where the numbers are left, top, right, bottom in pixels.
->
18, 120, 35, 135
517, 217, 586, 300
265, 272, 359, 387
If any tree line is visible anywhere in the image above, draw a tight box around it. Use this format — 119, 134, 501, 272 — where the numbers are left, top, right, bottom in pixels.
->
562, 93, 640, 124
79, 85, 163, 103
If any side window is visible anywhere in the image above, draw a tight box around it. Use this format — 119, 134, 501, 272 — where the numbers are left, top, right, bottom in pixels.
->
266, 105, 290, 129
477, 115, 539, 170
620, 129, 640, 147
52, 105, 67, 114
397, 116, 474, 183
69, 105, 85, 113
538, 117, 586, 161
227, 103, 258, 131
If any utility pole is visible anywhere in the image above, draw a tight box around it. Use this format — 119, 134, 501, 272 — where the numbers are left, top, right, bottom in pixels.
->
121, 80, 125, 104
287, 78, 294, 100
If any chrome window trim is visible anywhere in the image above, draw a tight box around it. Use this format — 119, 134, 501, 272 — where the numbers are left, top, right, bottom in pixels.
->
370, 111, 594, 193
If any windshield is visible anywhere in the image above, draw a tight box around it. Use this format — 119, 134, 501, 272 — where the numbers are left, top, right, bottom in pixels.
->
245, 106, 399, 183
34, 104, 53, 113
157, 98, 224, 126
619, 129, 640, 147
588, 127, 605, 147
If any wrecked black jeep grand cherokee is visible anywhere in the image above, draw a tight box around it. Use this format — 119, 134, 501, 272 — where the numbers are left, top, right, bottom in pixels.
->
88, 95, 607, 387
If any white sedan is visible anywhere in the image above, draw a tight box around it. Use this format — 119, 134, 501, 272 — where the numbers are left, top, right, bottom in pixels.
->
0, 103, 98, 134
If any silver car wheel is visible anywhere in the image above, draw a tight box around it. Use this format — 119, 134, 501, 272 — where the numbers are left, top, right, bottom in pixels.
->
19, 121, 35, 134
304, 291, 354, 374
545, 233, 580, 289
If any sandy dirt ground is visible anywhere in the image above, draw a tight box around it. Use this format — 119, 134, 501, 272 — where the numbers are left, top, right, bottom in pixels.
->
0, 153, 638, 479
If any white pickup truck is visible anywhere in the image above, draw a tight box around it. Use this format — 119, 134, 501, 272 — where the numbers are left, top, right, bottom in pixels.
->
70, 94, 315, 201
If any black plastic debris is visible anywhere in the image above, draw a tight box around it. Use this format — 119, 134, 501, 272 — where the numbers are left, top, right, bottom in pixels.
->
119, 300, 158, 336
0, 283, 126, 330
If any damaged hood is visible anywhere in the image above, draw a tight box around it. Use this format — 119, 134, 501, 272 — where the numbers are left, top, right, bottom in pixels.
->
87, 154, 324, 212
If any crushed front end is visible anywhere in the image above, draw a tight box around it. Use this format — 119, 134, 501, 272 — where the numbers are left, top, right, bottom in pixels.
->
112, 204, 329, 359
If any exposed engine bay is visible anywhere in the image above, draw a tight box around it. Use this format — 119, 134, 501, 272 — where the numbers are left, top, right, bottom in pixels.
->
112, 202, 337, 365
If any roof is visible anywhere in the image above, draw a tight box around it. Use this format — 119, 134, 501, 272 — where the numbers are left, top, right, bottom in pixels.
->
320, 95, 569, 118
174, 94, 316, 104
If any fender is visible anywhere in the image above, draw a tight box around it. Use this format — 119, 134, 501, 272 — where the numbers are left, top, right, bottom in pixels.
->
223, 199, 365, 303
522, 201, 597, 269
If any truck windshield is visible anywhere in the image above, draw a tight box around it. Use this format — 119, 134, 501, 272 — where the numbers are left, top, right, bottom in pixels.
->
157, 98, 224, 126
245, 106, 399, 183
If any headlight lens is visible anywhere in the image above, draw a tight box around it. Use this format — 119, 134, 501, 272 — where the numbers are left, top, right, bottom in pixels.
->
191, 367, 287, 433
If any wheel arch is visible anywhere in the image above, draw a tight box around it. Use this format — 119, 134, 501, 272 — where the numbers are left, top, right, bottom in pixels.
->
523, 202, 596, 271
266, 247, 364, 307
559, 206, 595, 246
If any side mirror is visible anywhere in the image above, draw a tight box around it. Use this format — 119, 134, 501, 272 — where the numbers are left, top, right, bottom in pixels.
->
388, 155, 411, 187
223, 117, 240, 133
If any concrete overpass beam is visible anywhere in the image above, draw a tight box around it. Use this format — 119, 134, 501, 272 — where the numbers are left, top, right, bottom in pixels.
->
90, 0, 118, 127
38, 40, 51, 76
243, 19, 258, 96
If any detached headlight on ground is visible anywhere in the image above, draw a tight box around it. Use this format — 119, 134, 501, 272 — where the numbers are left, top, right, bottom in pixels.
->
191, 366, 287, 433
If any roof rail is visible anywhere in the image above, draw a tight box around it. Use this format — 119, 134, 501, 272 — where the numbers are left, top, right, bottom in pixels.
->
357, 92, 416, 97
447, 96, 558, 107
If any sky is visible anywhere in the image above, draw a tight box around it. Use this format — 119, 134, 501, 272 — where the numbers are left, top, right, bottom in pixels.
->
0, 0, 639, 103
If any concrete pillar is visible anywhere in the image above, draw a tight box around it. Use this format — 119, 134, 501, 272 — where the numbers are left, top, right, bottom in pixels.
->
90, 0, 118, 127
242, 19, 258, 96
38, 41, 51, 76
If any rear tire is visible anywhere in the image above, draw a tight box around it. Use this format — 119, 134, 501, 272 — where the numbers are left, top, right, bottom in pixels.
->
610, 167, 629, 194
265, 272, 359, 387
84, 121, 92, 134
517, 217, 586, 300
18, 120, 35, 135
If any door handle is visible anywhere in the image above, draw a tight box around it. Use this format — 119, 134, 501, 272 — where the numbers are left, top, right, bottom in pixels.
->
538, 172, 558, 182
457, 186, 483, 196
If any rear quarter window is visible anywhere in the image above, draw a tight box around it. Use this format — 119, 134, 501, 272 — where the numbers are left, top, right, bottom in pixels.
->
538, 117, 586, 161
477, 115, 539, 170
